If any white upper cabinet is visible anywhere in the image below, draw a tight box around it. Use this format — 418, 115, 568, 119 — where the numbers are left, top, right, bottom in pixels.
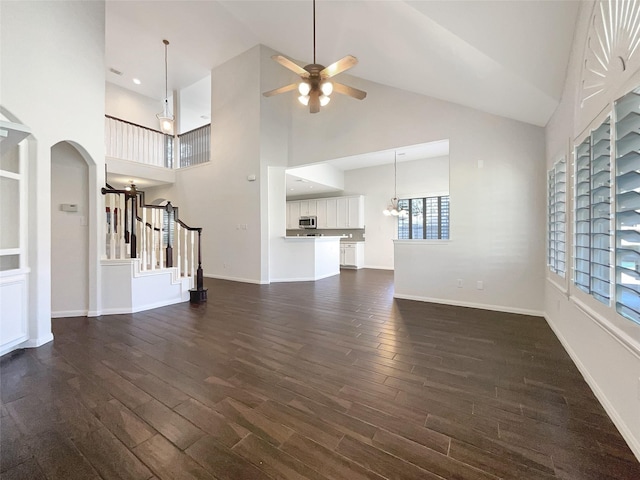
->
286, 195, 364, 229
348, 196, 365, 228
299, 200, 310, 216
286, 202, 301, 229
316, 199, 327, 228
326, 198, 338, 228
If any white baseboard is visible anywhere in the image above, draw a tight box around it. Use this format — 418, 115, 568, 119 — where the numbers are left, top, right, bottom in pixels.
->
270, 271, 340, 283
204, 273, 269, 285
363, 265, 394, 271
544, 315, 640, 461
98, 297, 189, 316
51, 309, 88, 318
19, 332, 54, 349
392, 293, 544, 317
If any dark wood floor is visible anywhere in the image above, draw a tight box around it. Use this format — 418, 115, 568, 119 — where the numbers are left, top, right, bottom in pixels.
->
1, 269, 639, 480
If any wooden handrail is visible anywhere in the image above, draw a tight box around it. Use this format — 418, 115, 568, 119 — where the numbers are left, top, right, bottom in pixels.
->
178, 123, 211, 137
105, 114, 168, 136
102, 183, 206, 300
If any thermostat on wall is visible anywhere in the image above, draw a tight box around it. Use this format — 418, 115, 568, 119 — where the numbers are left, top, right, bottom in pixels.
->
61, 204, 78, 212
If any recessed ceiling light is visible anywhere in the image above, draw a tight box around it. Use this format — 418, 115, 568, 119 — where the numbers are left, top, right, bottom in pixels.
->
289, 188, 294, 191
133, 78, 141, 85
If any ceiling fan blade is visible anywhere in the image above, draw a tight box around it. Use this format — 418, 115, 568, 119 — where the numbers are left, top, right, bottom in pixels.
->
320, 55, 358, 78
272, 55, 309, 77
309, 92, 320, 114
332, 82, 367, 100
262, 83, 298, 97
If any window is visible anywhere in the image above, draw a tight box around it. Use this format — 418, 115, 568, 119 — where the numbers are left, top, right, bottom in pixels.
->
573, 117, 612, 305
398, 196, 449, 239
547, 158, 566, 277
614, 89, 640, 325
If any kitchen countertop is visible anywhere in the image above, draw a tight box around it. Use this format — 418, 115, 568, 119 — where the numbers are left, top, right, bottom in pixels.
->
283, 236, 342, 240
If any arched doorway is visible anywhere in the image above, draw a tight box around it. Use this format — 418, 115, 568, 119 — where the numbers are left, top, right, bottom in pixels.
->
50, 142, 90, 317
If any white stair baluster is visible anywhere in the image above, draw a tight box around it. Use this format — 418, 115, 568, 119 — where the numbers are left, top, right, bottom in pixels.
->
190, 230, 195, 279
141, 207, 147, 270
183, 226, 188, 277
118, 195, 125, 259
108, 194, 115, 259
176, 223, 181, 278
156, 208, 165, 269
150, 208, 156, 270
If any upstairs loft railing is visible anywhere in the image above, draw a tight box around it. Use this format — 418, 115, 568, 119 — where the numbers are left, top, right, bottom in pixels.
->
101, 184, 205, 296
178, 123, 211, 168
105, 115, 211, 169
105, 115, 173, 168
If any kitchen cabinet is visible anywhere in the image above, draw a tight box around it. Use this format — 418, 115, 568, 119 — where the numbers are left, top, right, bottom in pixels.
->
316, 199, 327, 227
286, 195, 364, 230
340, 242, 364, 268
337, 196, 364, 228
287, 202, 300, 229
326, 198, 338, 228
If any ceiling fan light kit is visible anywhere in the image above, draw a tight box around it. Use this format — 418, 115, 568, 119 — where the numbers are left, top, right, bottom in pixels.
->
263, 0, 367, 113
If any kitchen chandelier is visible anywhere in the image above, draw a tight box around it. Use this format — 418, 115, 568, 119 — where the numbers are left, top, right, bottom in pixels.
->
383, 152, 408, 217
157, 39, 174, 134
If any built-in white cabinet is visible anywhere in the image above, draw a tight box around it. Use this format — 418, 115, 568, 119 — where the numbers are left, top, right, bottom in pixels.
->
1, 121, 30, 356
287, 195, 364, 230
325, 198, 338, 228
287, 202, 301, 229
340, 242, 364, 268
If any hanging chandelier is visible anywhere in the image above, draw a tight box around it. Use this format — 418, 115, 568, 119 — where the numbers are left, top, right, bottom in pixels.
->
157, 39, 174, 134
383, 151, 408, 217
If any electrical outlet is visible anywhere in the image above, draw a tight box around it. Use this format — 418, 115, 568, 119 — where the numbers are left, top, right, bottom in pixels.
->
477, 281, 484, 290
223, 263, 228, 269
457, 279, 463, 288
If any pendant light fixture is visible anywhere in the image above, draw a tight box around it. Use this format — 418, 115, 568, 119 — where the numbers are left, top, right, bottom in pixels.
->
383, 152, 408, 217
157, 39, 174, 134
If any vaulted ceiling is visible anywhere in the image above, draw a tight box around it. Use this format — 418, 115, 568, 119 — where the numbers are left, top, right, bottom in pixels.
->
106, 0, 581, 127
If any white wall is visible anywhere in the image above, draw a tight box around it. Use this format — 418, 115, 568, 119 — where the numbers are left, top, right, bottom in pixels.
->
286, 73, 545, 315
1, 1, 105, 346
106, 82, 161, 130
146, 45, 293, 284
344, 156, 449, 269
544, 1, 640, 459
51, 142, 89, 317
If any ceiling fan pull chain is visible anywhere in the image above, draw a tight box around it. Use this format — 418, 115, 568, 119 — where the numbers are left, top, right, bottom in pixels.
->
313, 0, 316, 64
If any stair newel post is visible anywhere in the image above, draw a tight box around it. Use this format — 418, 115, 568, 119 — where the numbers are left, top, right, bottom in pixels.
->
189, 227, 207, 303
129, 184, 137, 259
165, 202, 173, 268
196, 228, 203, 289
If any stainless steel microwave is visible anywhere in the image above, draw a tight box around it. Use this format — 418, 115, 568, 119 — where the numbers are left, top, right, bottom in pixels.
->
299, 216, 317, 229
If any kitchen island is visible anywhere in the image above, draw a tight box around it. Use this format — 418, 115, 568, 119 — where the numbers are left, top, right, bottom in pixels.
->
269, 236, 341, 282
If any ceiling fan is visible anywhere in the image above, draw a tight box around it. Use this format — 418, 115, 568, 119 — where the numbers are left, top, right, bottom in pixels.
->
263, 0, 367, 113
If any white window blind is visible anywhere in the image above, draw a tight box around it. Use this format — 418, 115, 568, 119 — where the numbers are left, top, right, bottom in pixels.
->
573, 117, 612, 305
614, 89, 640, 325
547, 158, 566, 277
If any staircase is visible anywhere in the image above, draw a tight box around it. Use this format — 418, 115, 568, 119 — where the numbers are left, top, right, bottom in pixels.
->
101, 184, 206, 314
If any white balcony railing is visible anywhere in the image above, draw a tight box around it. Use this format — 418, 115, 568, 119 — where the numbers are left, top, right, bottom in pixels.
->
105, 115, 172, 168
105, 116, 211, 170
